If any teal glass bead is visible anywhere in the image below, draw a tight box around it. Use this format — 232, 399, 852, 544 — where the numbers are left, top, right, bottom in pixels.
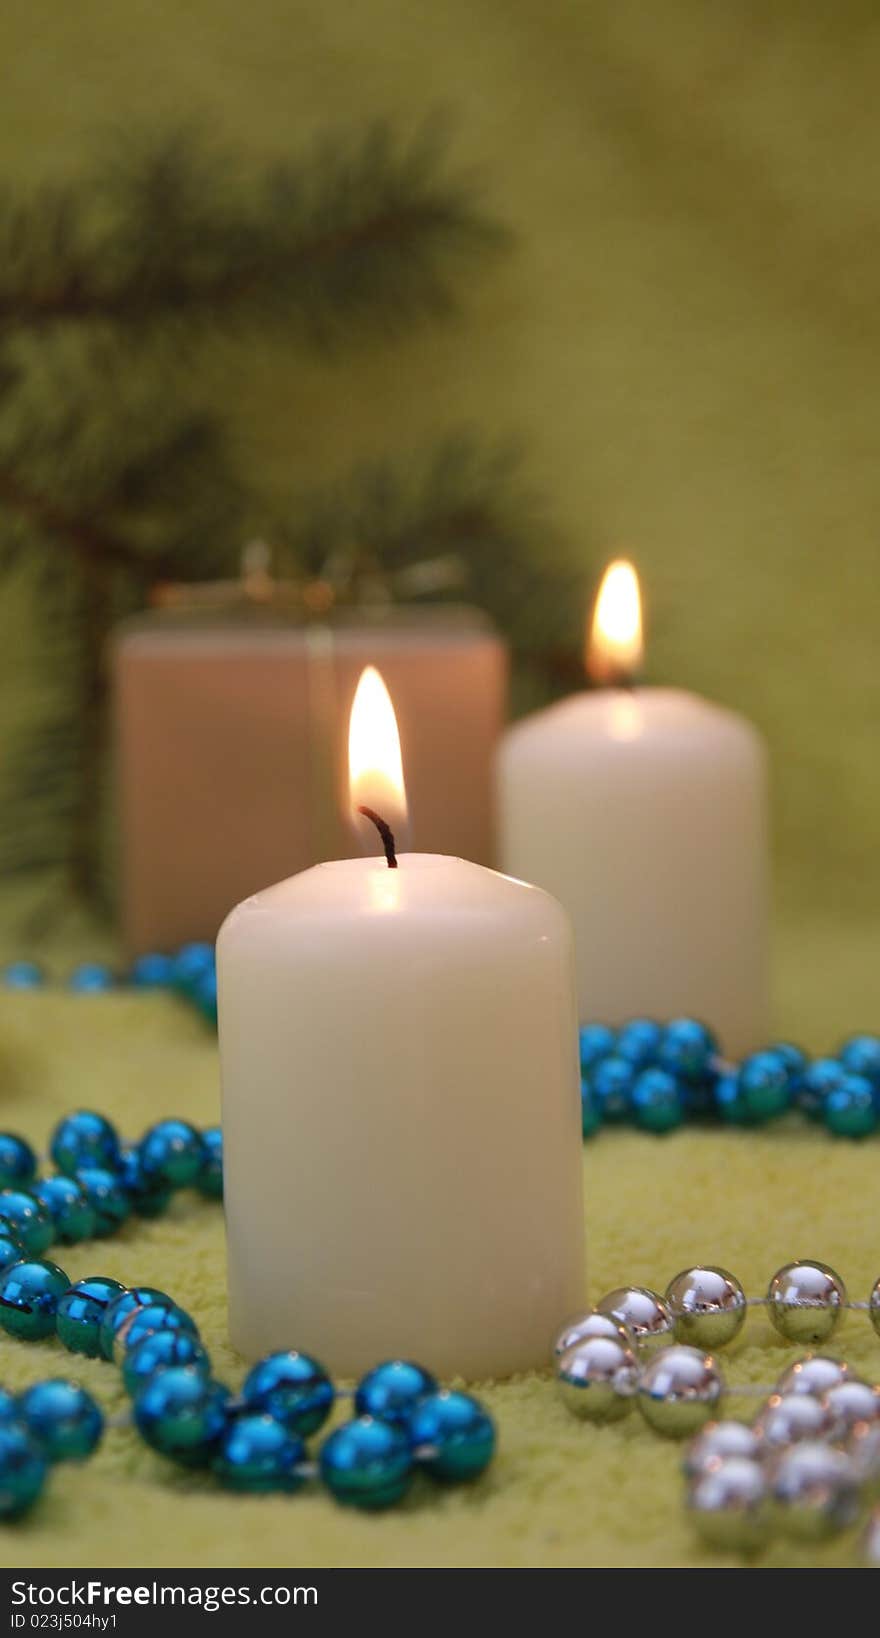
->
737, 1050, 792, 1121
615, 1019, 663, 1069
824, 1074, 877, 1138
354, 1360, 437, 1427
0, 1423, 48, 1517
56, 1276, 126, 1356
139, 1120, 205, 1189
578, 1024, 616, 1073
50, 1111, 121, 1176
74, 1167, 131, 1236
19, 1379, 103, 1461
580, 1078, 602, 1138
658, 1019, 718, 1083
118, 1147, 172, 1219
197, 1128, 223, 1198
242, 1350, 334, 1437
0, 1228, 22, 1271
99, 1287, 176, 1360
632, 1068, 684, 1133
590, 1056, 635, 1122
172, 943, 215, 995
193, 969, 218, 1026
122, 1329, 210, 1395
130, 952, 176, 988
133, 1367, 230, 1466
68, 963, 115, 993
408, 1390, 496, 1482
796, 1058, 844, 1121
839, 1035, 880, 1089
33, 1177, 96, 1243
0, 1189, 54, 1255
112, 1303, 198, 1367
320, 1416, 413, 1509
0, 1259, 71, 1340
0, 1134, 37, 1188
2, 961, 45, 991
213, 1412, 305, 1493
714, 1072, 749, 1124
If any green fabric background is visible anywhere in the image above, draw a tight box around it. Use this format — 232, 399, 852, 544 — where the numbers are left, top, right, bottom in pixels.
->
0, 0, 879, 1570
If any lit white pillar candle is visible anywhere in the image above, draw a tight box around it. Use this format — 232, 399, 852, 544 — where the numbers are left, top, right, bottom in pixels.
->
218, 667, 584, 1378
497, 563, 769, 1056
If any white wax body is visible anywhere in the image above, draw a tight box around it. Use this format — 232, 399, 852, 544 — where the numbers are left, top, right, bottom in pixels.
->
498, 689, 769, 1056
217, 854, 585, 1378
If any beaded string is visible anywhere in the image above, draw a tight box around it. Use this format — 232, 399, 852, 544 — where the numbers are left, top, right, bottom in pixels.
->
0, 1109, 495, 1519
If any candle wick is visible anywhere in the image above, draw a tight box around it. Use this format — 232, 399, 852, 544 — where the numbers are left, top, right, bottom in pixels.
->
357, 806, 398, 869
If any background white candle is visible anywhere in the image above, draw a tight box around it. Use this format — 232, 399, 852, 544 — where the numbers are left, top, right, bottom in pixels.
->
218, 672, 584, 1378
497, 564, 769, 1056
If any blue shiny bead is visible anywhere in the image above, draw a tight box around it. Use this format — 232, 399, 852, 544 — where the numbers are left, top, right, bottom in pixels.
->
123, 1329, 210, 1396
796, 1057, 845, 1120
0, 1189, 54, 1255
590, 1056, 635, 1122
139, 1120, 205, 1189
33, 1177, 96, 1244
631, 1068, 684, 1133
213, 1412, 305, 1493
0, 1423, 48, 1517
56, 1276, 126, 1357
824, 1073, 877, 1138
0, 1259, 70, 1340
197, 1128, 223, 1198
737, 1050, 792, 1122
658, 1019, 718, 1082
133, 1368, 230, 1466
578, 1024, 616, 1074
2, 961, 45, 991
0, 1390, 19, 1424
193, 969, 218, 1026
68, 963, 115, 993
19, 1379, 103, 1461
74, 1167, 131, 1236
714, 1071, 749, 1124
112, 1303, 198, 1367
408, 1390, 496, 1482
355, 1360, 437, 1427
172, 943, 215, 995
580, 1077, 602, 1138
50, 1111, 121, 1177
129, 952, 176, 988
242, 1350, 334, 1437
0, 1228, 22, 1271
839, 1035, 880, 1090
98, 1287, 176, 1361
615, 1019, 663, 1069
118, 1146, 172, 1220
0, 1134, 37, 1189
320, 1416, 413, 1509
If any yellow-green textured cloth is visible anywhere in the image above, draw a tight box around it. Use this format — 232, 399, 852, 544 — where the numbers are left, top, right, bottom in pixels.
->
0, 913, 877, 1570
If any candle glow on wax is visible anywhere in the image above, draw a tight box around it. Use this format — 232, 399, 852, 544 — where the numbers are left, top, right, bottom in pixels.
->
348, 665, 408, 853
587, 558, 643, 687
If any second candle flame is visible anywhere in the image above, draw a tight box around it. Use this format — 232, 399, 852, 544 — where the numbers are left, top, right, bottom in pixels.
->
587, 559, 643, 687
348, 666, 408, 848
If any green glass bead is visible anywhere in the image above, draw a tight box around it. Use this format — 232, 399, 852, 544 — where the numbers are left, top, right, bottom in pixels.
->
133, 1367, 230, 1466
33, 1177, 97, 1243
50, 1111, 121, 1177
632, 1069, 684, 1133
74, 1167, 131, 1236
0, 1189, 55, 1256
213, 1412, 305, 1493
408, 1390, 496, 1481
0, 1423, 48, 1517
19, 1379, 103, 1462
824, 1074, 877, 1138
0, 1134, 37, 1189
0, 1259, 71, 1340
320, 1416, 413, 1509
738, 1051, 792, 1121
56, 1276, 126, 1357
139, 1120, 205, 1189
98, 1287, 176, 1361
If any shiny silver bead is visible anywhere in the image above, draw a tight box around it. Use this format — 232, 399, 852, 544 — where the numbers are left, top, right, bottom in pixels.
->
848, 1422, 880, 1493
556, 1336, 638, 1422
687, 1457, 771, 1553
683, 1419, 763, 1480
637, 1344, 724, 1438
665, 1266, 746, 1350
869, 1278, 880, 1339
770, 1442, 860, 1540
752, 1392, 832, 1450
775, 1355, 851, 1398
596, 1286, 673, 1345
766, 1261, 847, 1344
553, 1310, 631, 1358
821, 1380, 880, 1440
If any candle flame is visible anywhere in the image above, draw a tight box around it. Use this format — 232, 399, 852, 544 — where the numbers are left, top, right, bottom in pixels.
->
348, 666, 408, 842
587, 558, 643, 686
